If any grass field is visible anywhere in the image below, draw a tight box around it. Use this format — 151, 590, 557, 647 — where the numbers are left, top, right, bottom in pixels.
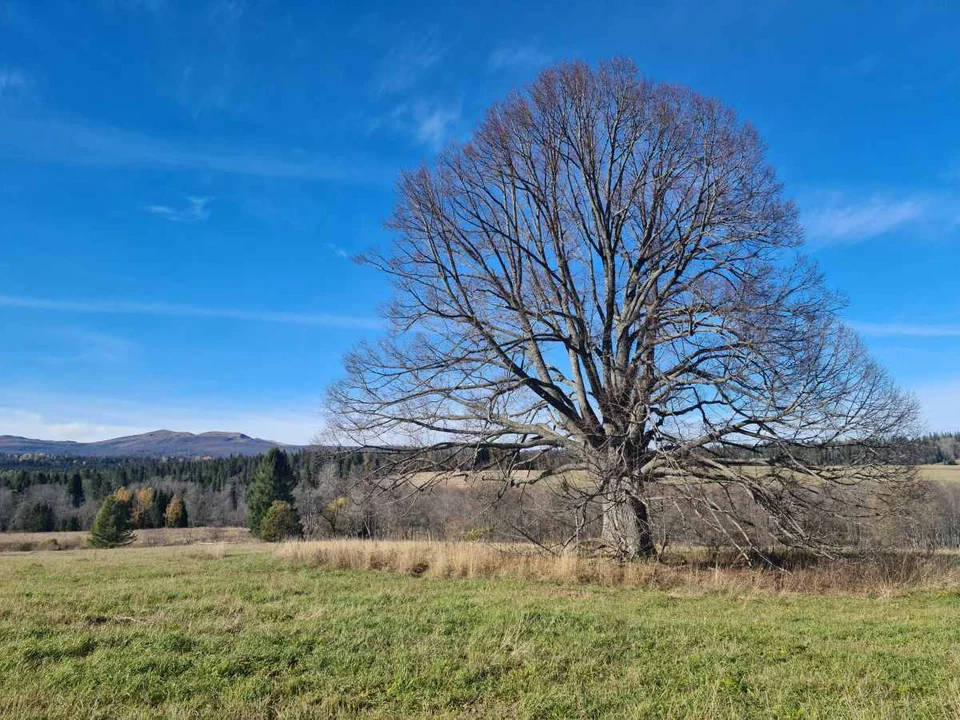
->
3, 544, 960, 718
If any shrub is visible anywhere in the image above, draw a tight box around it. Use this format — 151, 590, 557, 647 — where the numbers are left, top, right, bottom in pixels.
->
164, 495, 188, 528
258, 501, 301, 542
89, 494, 135, 548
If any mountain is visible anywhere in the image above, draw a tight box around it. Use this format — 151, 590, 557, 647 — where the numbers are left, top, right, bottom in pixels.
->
0, 430, 304, 458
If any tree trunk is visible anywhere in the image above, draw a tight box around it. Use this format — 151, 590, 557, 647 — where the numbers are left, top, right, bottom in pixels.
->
601, 490, 655, 559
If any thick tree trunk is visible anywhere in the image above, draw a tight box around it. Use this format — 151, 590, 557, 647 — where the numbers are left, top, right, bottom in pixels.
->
601, 490, 655, 559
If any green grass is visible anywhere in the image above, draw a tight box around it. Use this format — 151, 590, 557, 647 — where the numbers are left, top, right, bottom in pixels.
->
2, 545, 960, 718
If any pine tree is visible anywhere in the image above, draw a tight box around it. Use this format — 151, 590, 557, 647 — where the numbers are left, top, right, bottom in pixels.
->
89, 494, 134, 548
164, 495, 188, 528
247, 449, 296, 538
68, 472, 85, 508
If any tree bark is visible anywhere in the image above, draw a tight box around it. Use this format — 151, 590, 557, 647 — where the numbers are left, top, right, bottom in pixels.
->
601, 488, 655, 559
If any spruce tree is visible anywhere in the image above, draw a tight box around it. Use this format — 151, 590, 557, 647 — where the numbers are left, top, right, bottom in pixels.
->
68, 472, 85, 508
89, 494, 134, 548
247, 449, 296, 538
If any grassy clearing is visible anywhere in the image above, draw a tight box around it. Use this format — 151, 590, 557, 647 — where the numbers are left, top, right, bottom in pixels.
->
2, 545, 960, 717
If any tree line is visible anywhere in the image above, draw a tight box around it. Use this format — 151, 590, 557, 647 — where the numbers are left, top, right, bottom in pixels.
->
2, 433, 960, 552
0, 449, 391, 533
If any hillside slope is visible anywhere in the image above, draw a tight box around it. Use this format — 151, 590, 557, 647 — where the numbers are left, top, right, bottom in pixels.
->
0, 430, 302, 458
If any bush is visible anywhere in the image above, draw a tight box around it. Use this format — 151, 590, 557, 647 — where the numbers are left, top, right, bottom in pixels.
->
89, 495, 135, 548
258, 501, 301, 542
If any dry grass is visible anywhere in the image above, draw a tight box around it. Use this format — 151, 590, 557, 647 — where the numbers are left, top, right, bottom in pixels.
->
279, 538, 960, 596
404, 464, 957, 491
0, 526, 253, 553
920, 463, 960, 483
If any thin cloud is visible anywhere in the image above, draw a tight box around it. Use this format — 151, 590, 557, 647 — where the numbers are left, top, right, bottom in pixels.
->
488, 44, 551, 72
145, 196, 211, 222
803, 196, 924, 245
39, 329, 140, 366
412, 103, 461, 150
374, 30, 444, 96
851, 321, 960, 338
0, 295, 385, 330
326, 243, 350, 259
0, 116, 391, 185
174, 2, 247, 117
0, 66, 31, 103
387, 100, 462, 151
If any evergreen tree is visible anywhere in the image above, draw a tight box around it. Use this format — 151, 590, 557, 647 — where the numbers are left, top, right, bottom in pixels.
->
89, 494, 134, 548
164, 495, 188, 528
247, 449, 296, 537
12, 502, 57, 532
68, 472, 85, 508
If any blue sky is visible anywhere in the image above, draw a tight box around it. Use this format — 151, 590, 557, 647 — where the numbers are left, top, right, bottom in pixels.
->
1, 0, 959, 443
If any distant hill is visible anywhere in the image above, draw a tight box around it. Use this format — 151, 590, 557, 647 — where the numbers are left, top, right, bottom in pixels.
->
0, 430, 304, 459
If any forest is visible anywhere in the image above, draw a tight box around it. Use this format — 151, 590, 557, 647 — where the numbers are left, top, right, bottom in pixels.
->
2, 432, 960, 549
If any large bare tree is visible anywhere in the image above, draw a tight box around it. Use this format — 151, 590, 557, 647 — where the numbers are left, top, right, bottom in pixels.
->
327, 59, 918, 558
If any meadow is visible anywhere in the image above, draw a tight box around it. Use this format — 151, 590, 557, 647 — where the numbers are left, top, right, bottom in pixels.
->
4, 541, 960, 718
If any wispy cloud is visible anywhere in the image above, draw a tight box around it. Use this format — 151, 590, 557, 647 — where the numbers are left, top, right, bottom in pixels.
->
411, 103, 461, 150
98, 0, 166, 13
145, 196, 211, 222
326, 243, 350, 259
851, 321, 960, 338
385, 100, 462, 151
0, 116, 391, 184
176, 64, 233, 117
488, 44, 551, 72
173, 1, 248, 117
823, 54, 881, 80
0, 295, 384, 330
39, 329, 140, 366
0, 65, 31, 103
803, 195, 924, 245
374, 29, 444, 96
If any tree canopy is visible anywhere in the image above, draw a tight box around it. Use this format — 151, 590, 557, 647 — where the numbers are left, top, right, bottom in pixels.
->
328, 59, 918, 558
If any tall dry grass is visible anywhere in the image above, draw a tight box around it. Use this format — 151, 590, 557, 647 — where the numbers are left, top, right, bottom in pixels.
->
0, 526, 253, 553
279, 538, 960, 596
